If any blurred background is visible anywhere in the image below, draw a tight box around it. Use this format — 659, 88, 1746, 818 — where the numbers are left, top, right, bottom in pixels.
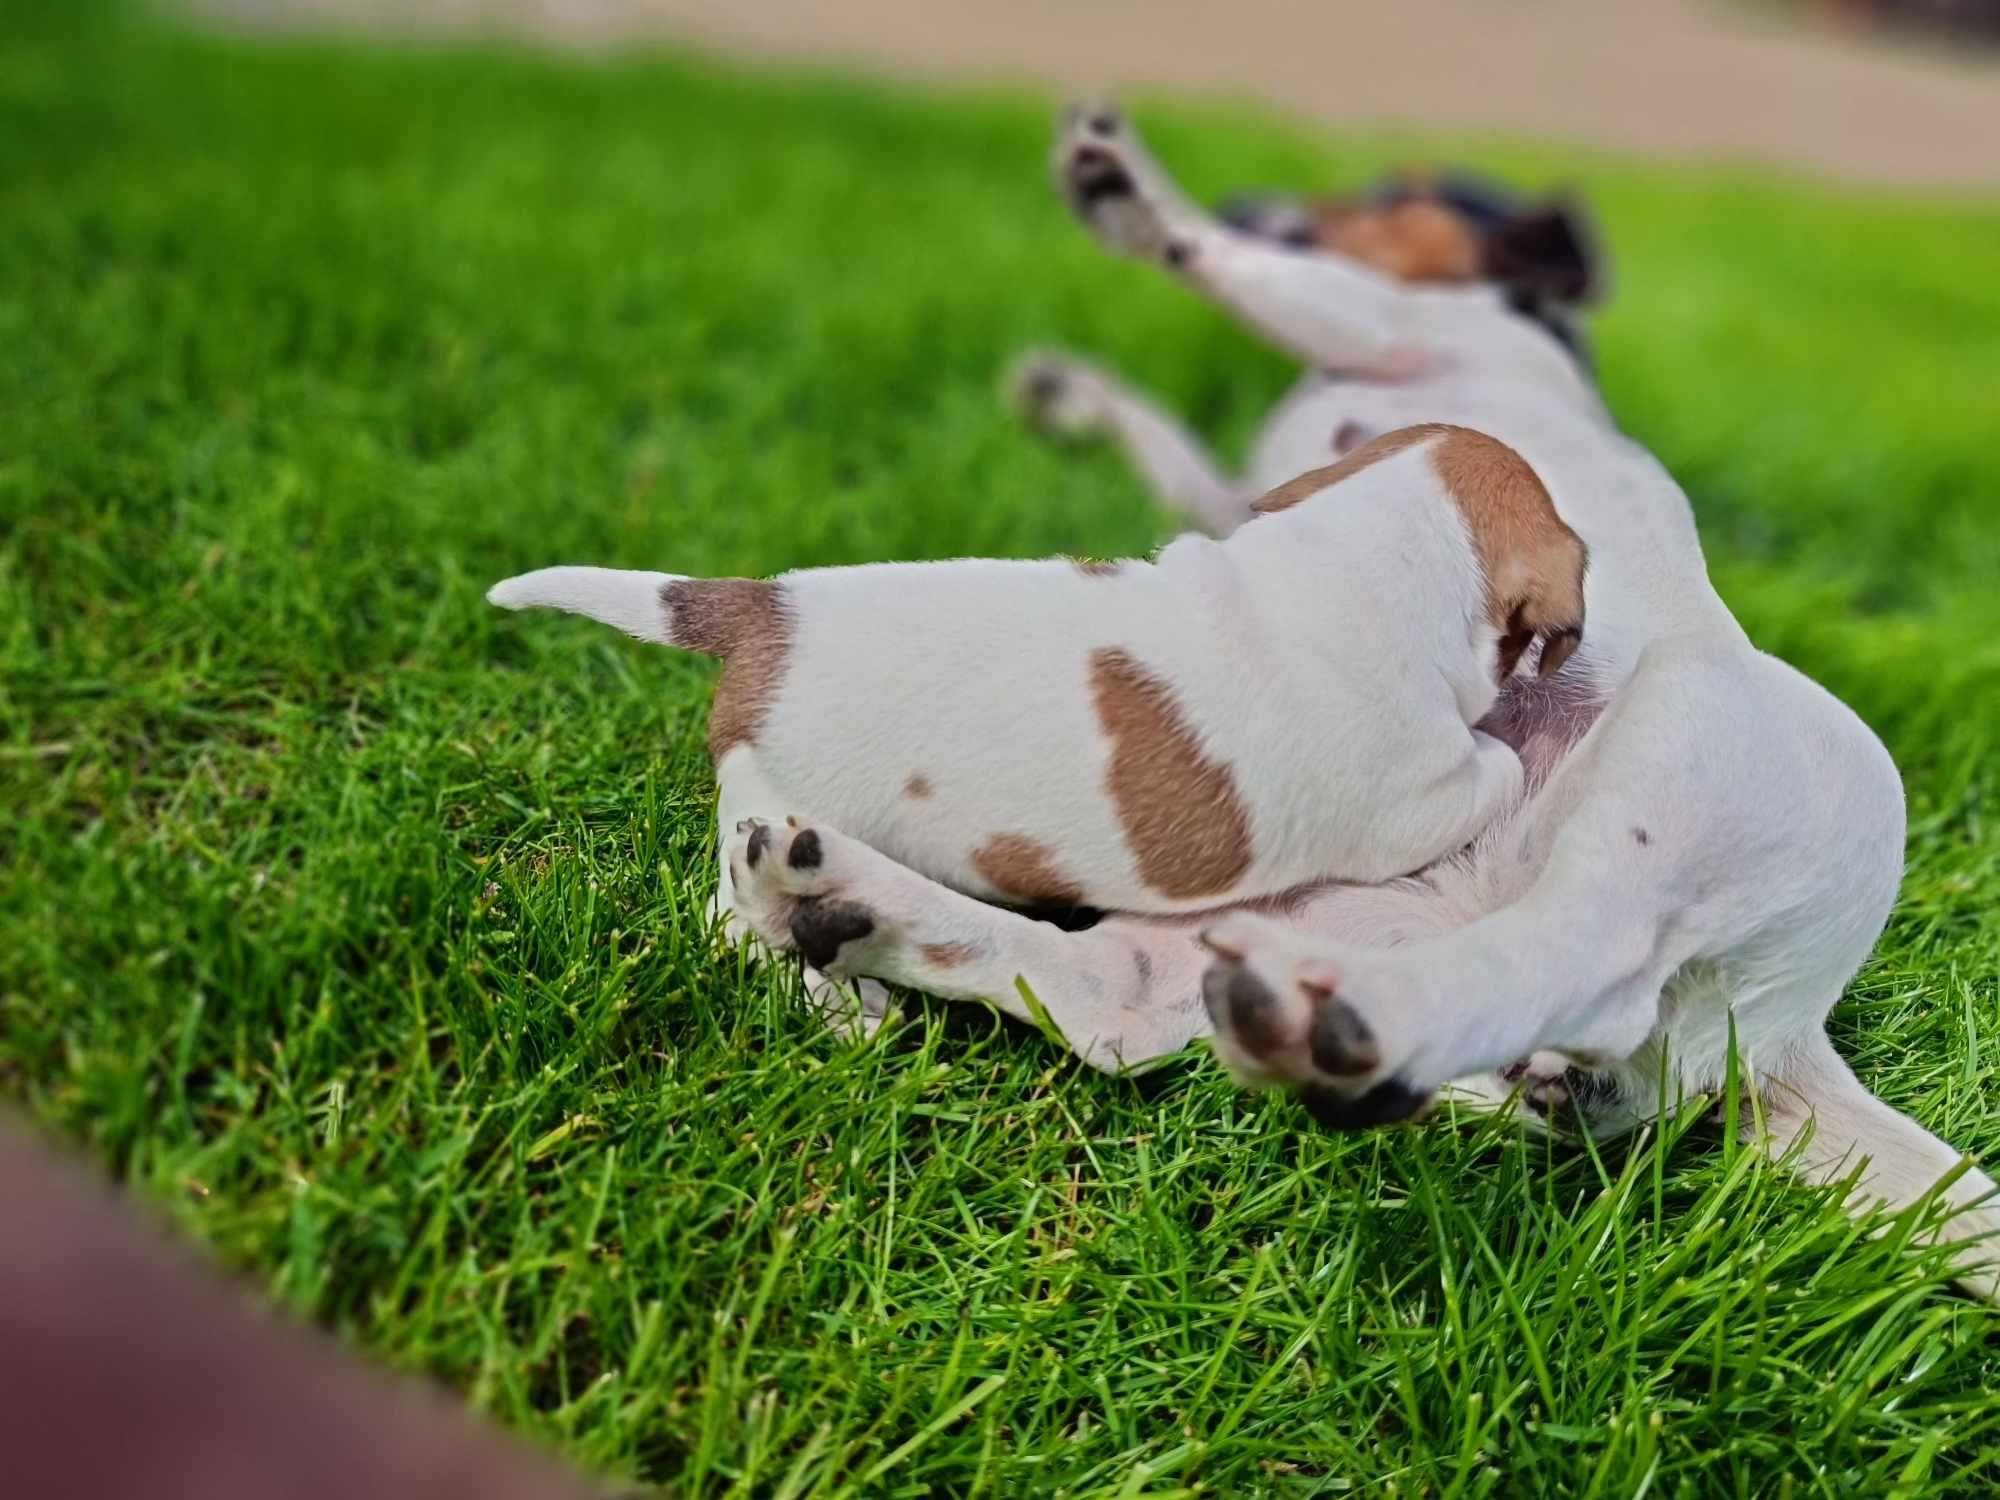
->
7, 1, 2000, 1495
192, 0, 2000, 186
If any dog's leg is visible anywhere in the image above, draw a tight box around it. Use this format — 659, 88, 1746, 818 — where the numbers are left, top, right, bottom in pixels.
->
1008, 349, 1248, 535
1754, 1031, 1999, 1300
725, 816, 1212, 1072
714, 751, 891, 1033
1054, 103, 1421, 376
712, 746, 785, 944
1201, 638, 1903, 1122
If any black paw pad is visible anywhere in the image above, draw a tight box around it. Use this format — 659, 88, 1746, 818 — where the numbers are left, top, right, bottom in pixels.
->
786, 828, 823, 871
1298, 1078, 1428, 1130
789, 898, 875, 970
1308, 1000, 1381, 1078
1216, 968, 1280, 1064
1070, 147, 1135, 207
1024, 365, 1068, 405
1201, 962, 1284, 1060
745, 822, 772, 868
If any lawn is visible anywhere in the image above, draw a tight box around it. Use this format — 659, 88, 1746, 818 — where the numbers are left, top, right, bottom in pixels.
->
6, 3, 2000, 1495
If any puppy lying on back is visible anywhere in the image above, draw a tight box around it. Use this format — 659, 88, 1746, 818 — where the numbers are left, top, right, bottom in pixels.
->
489, 424, 1586, 915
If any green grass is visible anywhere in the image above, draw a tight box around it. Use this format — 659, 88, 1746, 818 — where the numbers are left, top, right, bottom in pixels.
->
6, 4, 2000, 1495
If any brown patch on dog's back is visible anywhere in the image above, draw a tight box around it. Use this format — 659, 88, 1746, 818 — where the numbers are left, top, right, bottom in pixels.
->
660, 578, 794, 757
1249, 424, 1439, 515
903, 773, 933, 799
973, 834, 1084, 907
1090, 647, 1253, 900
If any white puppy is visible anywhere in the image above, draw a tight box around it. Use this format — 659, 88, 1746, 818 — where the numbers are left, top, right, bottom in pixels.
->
490, 422, 1584, 913
733, 106, 1996, 1296
490, 103, 1998, 1298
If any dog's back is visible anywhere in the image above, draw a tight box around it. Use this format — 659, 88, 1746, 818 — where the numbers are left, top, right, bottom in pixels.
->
491, 426, 1583, 913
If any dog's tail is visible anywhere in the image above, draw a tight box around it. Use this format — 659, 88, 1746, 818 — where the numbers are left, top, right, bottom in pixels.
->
1756, 1030, 2000, 1301
487, 566, 786, 663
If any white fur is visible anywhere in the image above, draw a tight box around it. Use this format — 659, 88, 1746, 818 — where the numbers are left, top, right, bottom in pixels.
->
487, 567, 683, 643
496, 104, 1999, 1296
491, 438, 1535, 912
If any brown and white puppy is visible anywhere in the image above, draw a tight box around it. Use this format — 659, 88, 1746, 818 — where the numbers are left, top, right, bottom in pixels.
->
696, 104, 1995, 1298
489, 103, 1997, 1298
490, 423, 1586, 916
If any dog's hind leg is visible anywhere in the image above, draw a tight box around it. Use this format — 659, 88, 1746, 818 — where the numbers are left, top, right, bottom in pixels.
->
714, 753, 892, 1034
1007, 349, 1249, 536
1753, 1030, 1999, 1300
724, 815, 1213, 1073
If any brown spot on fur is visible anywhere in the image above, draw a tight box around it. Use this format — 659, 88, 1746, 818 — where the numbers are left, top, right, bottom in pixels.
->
973, 834, 1084, 907
1250, 425, 1586, 682
660, 578, 794, 758
920, 941, 980, 969
1249, 424, 1438, 515
1314, 198, 1483, 284
903, 773, 933, 799
1090, 648, 1253, 900
1071, 557, 1123, 578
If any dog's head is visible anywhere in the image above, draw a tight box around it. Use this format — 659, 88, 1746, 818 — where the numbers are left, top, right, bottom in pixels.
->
1218, 169, 1606, 365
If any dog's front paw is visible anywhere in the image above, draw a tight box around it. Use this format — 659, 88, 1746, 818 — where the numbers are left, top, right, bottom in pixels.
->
1052, 100, 1192, 263
1006, 349, 1114, 439
1199, 915, 1432, 1129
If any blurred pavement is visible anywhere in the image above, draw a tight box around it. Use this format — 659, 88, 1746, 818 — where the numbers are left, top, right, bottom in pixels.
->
192, 0, 2000, 188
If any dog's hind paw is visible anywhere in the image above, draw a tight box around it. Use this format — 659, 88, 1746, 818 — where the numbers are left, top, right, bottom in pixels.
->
1197, 914, 1435, 1130
727, 817, 893, 975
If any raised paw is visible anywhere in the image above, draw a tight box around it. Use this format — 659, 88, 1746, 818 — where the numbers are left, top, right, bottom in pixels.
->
1198, 914, 1432, 1130
1052, 100, 1198, 264
1006, 349, 1114, 440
